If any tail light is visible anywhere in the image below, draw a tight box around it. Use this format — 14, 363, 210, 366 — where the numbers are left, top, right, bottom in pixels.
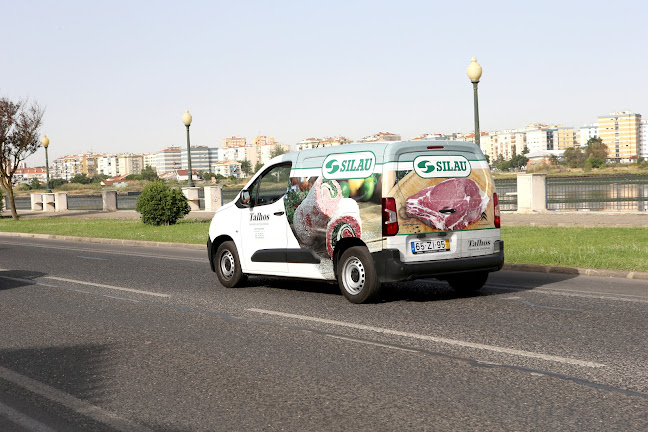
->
382, 197, 399, 236
493, 193, 501, 228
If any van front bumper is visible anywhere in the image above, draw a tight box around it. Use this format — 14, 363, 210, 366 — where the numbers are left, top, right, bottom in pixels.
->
372, 242, 504, 283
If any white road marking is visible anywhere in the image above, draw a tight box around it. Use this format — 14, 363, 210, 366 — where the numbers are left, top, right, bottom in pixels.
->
0, 366, 153, 432
0, 272, 169, 298
249, 308, 605, 368
488, 283, 648, 303
44, 276, 170, 298
76, 256, 108, 261
0, 401, 57, 432
326, 335, 419, 353
0, 240, 205, 262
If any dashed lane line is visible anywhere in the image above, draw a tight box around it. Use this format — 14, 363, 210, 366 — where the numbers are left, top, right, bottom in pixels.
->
0, 272, 170, 298
248, 308, 605, 368
0, 366, 153, 432
0, 401, 57, 432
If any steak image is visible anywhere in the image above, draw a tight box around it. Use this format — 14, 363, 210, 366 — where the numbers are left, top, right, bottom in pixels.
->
405, 178, 489, 231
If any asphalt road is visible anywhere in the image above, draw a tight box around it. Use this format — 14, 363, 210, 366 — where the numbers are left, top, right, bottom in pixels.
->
0, 237, 647, 431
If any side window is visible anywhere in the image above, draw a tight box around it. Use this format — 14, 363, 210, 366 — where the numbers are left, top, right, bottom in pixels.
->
251, 163, 292, 206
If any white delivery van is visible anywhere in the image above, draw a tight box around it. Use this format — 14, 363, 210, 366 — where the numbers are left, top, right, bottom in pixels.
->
207, 140, 504, 303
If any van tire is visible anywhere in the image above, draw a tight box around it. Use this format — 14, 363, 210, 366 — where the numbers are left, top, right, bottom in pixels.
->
214, 241, 247, 288
337, 246, 381, 303
446, 271, 488, 293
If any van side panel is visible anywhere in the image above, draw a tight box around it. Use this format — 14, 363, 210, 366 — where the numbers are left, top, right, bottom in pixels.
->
283, 150, 384, 279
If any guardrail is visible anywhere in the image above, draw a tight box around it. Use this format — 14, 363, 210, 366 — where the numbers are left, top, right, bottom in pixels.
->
5, 175, 648, 213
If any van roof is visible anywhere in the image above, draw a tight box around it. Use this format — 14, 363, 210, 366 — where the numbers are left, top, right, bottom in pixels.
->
282, 140, 487, 164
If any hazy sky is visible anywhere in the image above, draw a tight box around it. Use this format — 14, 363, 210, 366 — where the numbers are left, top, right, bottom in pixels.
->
2, 0, 646, 167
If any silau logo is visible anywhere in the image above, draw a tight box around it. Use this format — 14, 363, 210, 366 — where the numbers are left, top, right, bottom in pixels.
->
323, 151, 375, 180
413, 155, 471, 178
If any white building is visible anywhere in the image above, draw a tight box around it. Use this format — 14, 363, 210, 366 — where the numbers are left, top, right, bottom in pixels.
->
143, 153, 158, 171
640, 121, 648, 159
219, 146, 258, 167
526, 129, 551, 153
97, 155, 118, 177
181, 146, 216, 172
579, 124, 599, 147
156, 147, 182, 174
211, 161, 243, 178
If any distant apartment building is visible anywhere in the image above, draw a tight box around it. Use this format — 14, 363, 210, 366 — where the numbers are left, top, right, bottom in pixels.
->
259, 143, 291, 164
116, 154, 144, 175
526, 128, 554, 154
156, 147, 182, 174
143, 153, 157, 171
493, 130, 526, 160
597, 111, 642, 162
211, 160, 243, 178
13, 167, 47, 184
359, 132, 401, 142
296, 137, 351, 151
553, 127, 578, 150
181, 146, 214, 172
640, 121, 648, 159
579, 124, 598, 147
222, 136, 247, 148
219, 146, 258, 166
97, 155, 117, 177
53, 154, 94, 180
412, 133, 459, 141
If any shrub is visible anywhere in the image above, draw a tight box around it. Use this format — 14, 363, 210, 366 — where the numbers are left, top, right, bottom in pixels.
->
135, 181, 190, 226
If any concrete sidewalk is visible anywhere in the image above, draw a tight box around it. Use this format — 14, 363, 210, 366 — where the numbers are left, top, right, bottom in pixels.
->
3, 209, 647, 226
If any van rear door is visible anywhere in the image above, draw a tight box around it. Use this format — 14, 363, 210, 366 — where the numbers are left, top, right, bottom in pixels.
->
382, 141, 495, 263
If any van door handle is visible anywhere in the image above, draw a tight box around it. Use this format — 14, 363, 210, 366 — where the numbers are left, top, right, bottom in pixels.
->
439, 208, 456, 214
274, 211, 285, 216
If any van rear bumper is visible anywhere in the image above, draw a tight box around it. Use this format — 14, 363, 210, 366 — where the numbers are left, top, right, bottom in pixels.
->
372, 242, 504, 283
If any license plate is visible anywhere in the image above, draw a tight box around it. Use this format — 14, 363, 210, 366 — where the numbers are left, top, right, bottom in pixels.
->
411, 238, 450, 254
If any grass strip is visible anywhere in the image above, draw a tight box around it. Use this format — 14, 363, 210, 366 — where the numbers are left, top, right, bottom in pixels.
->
0, 217, 209, 245
1, 218, 647, 272
502, 226, 648, 272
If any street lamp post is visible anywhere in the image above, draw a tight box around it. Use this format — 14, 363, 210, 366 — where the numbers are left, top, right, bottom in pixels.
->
41, 135, 51, 193
467, 57, 483, 149
182, 109, 194, 187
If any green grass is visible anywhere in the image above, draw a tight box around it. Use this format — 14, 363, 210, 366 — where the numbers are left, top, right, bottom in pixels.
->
502, 226, 648, 272
0, 217, 209, 245
1, 218, 646, 272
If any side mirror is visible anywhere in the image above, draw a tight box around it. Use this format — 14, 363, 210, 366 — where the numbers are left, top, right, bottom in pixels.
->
240, 190, 251, 206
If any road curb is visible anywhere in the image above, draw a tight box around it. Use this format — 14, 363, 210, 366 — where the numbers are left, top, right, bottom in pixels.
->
0, 231, 204, 250
2, 231, 647, 280
503, 263, 648, 280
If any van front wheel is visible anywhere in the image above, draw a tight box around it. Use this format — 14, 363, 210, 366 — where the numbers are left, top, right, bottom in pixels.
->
338, 246, 381, 303
214, 241, 247, 288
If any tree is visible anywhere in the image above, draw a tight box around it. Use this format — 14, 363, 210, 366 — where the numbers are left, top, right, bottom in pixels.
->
240, 159, 252, 177
0, 98, 45, 219
70, 173, 91, 184
585, 137, 608, 161
564, 147, 586, 168
125, 174, 142, 180
135, 181, 190, 226
509, 154, 529, 170
141, 165, 159, 182
254, 161, 264, 173
28, 178, 42, 190
270, 144, 287, 159
49, 178, 67, 188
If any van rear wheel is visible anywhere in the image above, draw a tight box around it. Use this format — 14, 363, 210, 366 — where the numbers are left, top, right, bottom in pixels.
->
338, 246, 381, 304
215, 241, 247, 288
446, 271, 488, 293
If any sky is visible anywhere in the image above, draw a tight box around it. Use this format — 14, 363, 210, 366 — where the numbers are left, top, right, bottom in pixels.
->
2, 0, 646, 167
